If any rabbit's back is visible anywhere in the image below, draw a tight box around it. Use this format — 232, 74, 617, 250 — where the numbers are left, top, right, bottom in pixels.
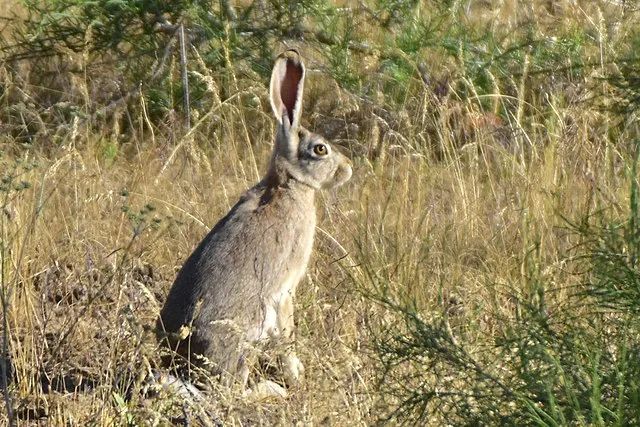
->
158, 182, 316, 359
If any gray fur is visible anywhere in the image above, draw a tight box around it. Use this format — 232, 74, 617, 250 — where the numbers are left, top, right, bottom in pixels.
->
157, 50, 352, 387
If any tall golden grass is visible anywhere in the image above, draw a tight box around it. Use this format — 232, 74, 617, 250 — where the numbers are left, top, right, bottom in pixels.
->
1, 0, 639, 424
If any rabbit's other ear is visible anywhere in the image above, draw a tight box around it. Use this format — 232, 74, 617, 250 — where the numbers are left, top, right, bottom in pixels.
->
270, 49, 305, 130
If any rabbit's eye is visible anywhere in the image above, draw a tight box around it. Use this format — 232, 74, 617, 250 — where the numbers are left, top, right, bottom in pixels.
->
313, 144, 328, 156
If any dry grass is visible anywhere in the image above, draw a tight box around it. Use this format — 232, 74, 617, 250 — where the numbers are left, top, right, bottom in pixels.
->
0, 95, 630, 424
1, 0, 639, 425
0, 131, 371, 425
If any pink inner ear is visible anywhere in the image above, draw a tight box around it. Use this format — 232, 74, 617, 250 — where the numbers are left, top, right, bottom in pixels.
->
280, 59, 303, 125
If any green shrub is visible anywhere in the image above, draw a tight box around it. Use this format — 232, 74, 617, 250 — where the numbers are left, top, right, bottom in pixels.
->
3, 0, 629, 146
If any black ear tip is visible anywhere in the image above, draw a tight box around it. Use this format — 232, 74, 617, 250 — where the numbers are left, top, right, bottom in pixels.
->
280, 49, 303, 66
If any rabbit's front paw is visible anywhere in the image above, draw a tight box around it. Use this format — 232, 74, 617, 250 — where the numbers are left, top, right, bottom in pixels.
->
282, 353, 304, 385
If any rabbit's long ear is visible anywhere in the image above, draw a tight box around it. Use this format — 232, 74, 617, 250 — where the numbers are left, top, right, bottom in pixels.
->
270, 49, 305, 130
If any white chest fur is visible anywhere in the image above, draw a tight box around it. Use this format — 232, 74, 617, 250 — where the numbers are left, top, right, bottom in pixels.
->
247, 210, 315, 343
254, 264, 306, 341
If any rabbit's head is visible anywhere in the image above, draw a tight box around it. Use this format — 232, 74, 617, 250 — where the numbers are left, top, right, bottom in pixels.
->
269, 50, 352, 190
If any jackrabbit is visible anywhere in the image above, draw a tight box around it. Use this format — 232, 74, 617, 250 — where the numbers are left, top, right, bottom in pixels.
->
157, 49, 352, 389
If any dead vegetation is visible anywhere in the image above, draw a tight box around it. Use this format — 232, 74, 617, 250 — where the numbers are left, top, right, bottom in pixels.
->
1, 0, 640, 425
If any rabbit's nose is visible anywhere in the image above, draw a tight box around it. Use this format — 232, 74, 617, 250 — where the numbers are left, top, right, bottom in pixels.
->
345, 157, 353, 173
334, 161, 352, 186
